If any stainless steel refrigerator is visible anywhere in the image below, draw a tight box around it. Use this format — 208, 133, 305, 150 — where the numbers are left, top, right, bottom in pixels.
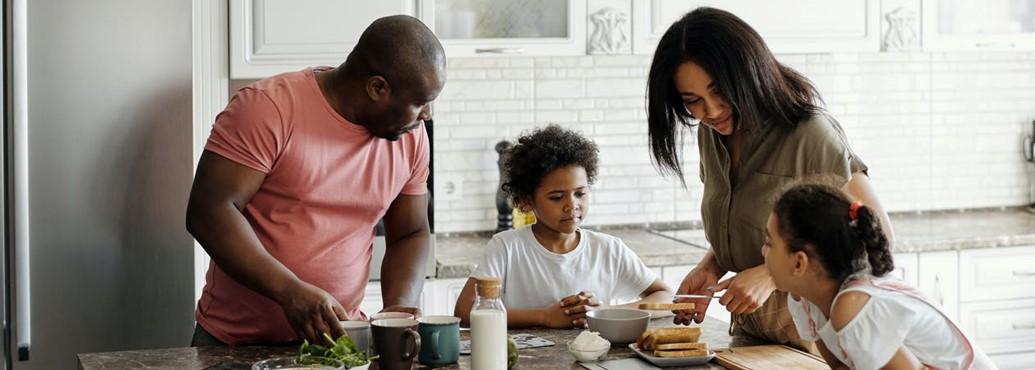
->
2, 0, 196, 368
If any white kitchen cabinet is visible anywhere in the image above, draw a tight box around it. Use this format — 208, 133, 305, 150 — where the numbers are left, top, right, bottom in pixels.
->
956, 246, 1035, 368
660, 264, 693, 293
229, 0, 419, 79
419, 0, 587, 57
960, 298, 1035, 366
360, 283, 385, 316
921, 0, 1035, 50
631, 0, 880, 55
959, 245, 1035, 303
917, 251, 958, 321
891, 252, 919, 286
360, 281, 429, 316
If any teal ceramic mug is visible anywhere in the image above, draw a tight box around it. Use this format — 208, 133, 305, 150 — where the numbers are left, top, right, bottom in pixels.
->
417, 315, 461, 365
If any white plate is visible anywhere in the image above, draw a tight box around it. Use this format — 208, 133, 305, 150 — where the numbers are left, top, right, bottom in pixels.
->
627, 343, 715, 367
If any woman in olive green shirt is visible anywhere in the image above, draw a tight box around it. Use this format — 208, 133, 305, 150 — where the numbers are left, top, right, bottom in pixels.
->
645, 7, 895, 350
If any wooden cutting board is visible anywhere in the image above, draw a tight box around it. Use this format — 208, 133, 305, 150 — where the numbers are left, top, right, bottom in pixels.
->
714, 345, 828, 370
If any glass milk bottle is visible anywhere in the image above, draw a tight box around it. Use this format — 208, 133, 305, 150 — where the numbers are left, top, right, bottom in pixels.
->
470, 277, 508, 370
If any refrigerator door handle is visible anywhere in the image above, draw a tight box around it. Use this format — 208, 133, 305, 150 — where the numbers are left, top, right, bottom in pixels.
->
12, 0, 31, 361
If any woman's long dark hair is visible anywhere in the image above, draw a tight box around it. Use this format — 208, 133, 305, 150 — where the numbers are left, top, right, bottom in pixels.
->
773, 181, 893, 282
646, 7, 820, 181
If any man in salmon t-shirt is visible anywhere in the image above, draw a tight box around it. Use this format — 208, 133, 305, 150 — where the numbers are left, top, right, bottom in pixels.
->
185, 15, 445, 346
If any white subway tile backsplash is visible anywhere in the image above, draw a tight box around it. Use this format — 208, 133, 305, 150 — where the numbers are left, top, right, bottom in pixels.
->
535, 79, 584, 98
440, 80, 515, 100
585, 78, 647, 97
432, 52, 1035, 232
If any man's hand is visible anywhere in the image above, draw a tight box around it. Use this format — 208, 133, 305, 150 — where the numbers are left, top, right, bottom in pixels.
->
278, 281, 348, 345
715, 264, 776, 315
381, 305, 421, 318
539, 291, 599, 328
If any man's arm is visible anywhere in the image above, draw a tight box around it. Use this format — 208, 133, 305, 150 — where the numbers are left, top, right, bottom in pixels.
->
186, 150, 346, 342
379, 193, 432, 312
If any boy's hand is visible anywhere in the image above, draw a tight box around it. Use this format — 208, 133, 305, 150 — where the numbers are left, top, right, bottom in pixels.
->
541, 291, 600, 328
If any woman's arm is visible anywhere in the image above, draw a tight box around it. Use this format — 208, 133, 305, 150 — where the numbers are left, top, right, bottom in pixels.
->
843, 172, 895, 247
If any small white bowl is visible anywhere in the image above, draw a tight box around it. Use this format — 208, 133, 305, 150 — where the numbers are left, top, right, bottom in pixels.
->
568, 343, 610, 362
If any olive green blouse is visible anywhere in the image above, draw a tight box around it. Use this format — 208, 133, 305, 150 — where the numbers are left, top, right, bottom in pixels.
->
698, 112, 867, 273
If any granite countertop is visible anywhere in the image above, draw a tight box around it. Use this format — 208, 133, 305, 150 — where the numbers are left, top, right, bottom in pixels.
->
78, 318, 758, 370
434, 208, 1035, 279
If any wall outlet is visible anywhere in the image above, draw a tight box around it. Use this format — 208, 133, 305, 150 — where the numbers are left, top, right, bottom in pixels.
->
435, 174, 463, 201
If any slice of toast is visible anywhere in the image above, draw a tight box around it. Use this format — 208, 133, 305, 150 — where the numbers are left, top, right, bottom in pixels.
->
637, 303, 695, 311
639, 327, 702, 350
655, 342, 707, 351
653, 348, 709, 357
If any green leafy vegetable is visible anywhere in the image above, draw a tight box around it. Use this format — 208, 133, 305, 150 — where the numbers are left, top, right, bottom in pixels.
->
297, 333, 370, 368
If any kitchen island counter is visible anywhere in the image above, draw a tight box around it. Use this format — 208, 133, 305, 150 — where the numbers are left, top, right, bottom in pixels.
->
78, 317, 759, 369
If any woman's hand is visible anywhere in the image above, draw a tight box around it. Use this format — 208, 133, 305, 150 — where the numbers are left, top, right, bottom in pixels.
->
673, 268, 721, 325
715, 264, 776, 315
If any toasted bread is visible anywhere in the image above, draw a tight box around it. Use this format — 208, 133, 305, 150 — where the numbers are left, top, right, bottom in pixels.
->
637, 303, 695, 311
639, 326, 702, 350
656, 342, 707, 351
653, 348, 709, 357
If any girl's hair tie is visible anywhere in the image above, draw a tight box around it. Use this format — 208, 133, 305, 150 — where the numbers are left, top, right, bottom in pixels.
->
848, 200, 863, 221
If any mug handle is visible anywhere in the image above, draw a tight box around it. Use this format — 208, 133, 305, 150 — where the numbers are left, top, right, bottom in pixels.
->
402, 328, 421, 361
431, 330, 441, 360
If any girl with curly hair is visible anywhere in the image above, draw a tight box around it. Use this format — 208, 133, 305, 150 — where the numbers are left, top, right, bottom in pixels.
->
764, 181, 994, 370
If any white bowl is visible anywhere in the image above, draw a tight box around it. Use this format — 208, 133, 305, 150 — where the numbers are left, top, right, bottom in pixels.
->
567, 343, 609, 362
586, 308, 650, 344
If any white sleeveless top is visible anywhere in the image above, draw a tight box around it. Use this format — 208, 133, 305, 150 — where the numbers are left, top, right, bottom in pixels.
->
787, 276, 996, 370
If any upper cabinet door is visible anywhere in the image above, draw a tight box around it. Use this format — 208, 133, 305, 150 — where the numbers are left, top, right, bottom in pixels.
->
230, 0, 418, 79
420, 0, 587, 57
632, 0, 880, 55
922, 0, 1035, 50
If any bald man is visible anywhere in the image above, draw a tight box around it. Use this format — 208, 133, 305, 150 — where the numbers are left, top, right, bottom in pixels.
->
186, 15, 445, 346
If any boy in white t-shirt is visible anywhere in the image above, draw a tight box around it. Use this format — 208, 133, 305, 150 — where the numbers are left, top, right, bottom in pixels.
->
763, 181, 995, 370
454, 125, 671, 329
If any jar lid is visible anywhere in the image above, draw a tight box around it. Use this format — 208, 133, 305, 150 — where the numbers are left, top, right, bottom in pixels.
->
475, 276, 501, 298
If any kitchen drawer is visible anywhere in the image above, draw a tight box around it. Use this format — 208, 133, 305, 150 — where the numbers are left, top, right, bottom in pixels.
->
989, 351, 1035, 370
959, 298, 1035, 355
360, 282, 427, 316
960, 246, 1035, 302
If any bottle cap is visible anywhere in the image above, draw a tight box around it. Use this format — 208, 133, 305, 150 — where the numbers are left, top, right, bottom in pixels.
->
476, 276, 501, 298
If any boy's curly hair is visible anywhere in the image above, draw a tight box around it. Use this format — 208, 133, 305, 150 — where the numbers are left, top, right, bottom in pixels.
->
501, 124, 599, 205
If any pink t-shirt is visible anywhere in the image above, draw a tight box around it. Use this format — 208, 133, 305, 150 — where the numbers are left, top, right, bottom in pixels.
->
195, 67, 429, 345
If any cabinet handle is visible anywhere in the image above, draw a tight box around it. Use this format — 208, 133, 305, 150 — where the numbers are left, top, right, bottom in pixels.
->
975, 42, 1017, 48
475, 47, 525, 54
1013, 322, 1035, 330
1013, 270, 1035, 276
932, 275, 944, 307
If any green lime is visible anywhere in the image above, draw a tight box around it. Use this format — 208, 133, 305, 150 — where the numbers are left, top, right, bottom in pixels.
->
507, 337, 518, 369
